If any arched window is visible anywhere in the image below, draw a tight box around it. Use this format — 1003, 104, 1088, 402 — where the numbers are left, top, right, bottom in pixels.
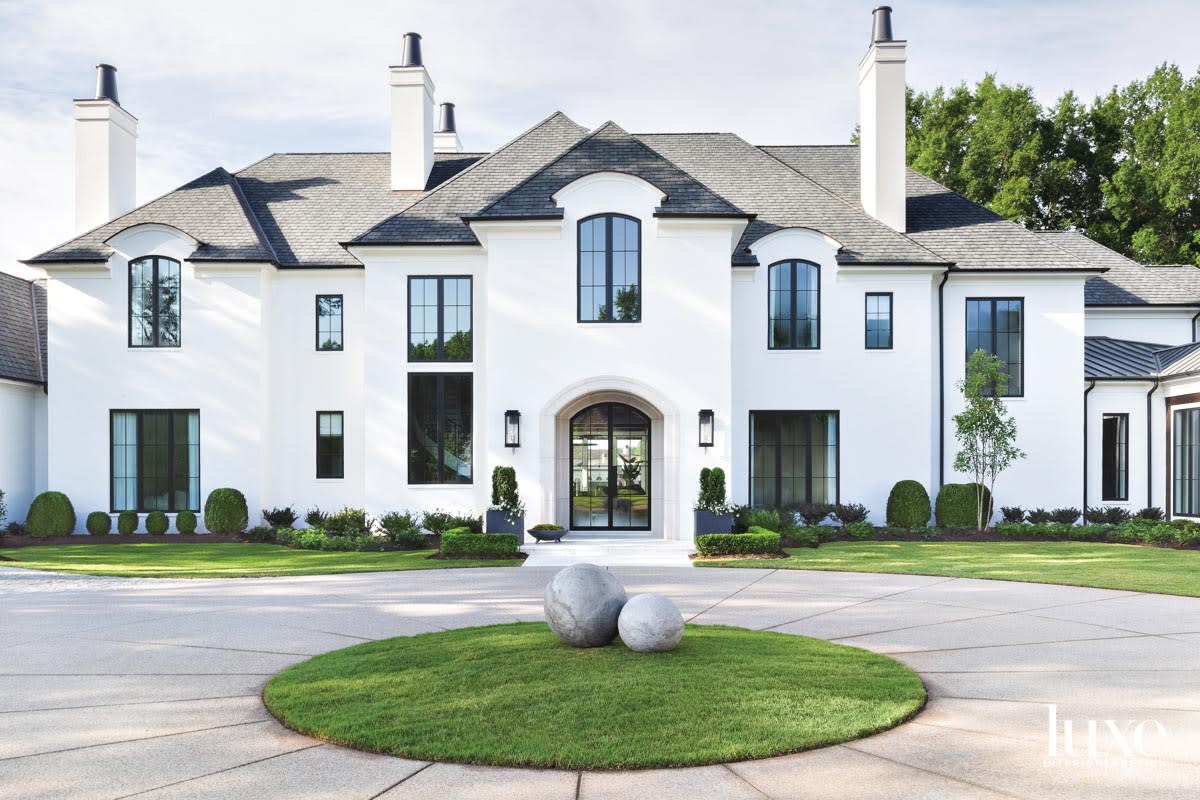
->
578, 214, 640, 323
768, 260, 819, 349
129, 256, 181, 347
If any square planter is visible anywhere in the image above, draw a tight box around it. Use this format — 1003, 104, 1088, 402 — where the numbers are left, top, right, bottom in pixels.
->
695, 510, 734, 536
486, 510, 525, 542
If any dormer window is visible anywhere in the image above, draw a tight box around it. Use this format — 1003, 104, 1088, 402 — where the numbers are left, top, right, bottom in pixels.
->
768, 260, 820, 349
578, 214, 640, 323
129, 256, 181, 348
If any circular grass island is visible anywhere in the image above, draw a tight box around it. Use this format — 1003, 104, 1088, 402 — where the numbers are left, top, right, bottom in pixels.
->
263, 622, 925, 770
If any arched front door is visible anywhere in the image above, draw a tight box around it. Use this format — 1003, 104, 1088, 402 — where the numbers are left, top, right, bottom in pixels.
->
570, 403, 651, 530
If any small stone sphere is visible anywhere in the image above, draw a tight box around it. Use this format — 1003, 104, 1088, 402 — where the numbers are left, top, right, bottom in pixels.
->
618, 593, 684, 653
544, 563, 628, 648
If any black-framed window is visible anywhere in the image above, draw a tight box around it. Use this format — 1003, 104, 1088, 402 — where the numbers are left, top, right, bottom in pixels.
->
578, 214, 640, 322
129, 256, 181, 347
316, 412, 344, 479
966, 298, 1024, 396
1101, 413, 1128, 502
408, 276, 472, 361
865, 292, 893, 349
316, 295, 343, 351
1175, 408, 1200, 516
749, 411, 838, 508
408, 373, 473, 484
768, 260, 820, 349
110, 410, 199, 512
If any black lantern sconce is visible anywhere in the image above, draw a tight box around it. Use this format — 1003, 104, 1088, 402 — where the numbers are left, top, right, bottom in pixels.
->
698, 409, 715, 447
504, 410, 521, 448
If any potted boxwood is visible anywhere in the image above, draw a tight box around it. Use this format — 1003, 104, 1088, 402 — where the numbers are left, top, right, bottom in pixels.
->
485, 466, 526, 540
694, 467, 734, 535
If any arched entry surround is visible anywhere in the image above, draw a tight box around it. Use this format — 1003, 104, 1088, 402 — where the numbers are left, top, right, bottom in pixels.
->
540, 377, 679, 539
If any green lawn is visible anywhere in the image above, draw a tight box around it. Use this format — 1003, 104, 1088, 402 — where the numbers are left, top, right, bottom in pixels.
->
0, 543, 521, 578
697, 540, 1200, 597
263, 622, 924, 769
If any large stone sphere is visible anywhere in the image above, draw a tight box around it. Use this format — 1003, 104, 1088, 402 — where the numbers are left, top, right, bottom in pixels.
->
544, 563, 628, 647
618, 593, 684, 653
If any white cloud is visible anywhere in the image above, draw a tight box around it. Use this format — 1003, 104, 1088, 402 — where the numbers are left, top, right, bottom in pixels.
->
1, 0, 1198, 277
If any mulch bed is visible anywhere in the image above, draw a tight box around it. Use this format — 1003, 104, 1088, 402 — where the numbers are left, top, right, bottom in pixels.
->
0, 534, 245, 548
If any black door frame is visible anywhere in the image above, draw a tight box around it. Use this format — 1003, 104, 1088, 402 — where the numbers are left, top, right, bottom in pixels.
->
570, 402, 652, 531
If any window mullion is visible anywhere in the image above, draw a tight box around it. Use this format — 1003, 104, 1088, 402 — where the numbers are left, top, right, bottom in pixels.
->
151, 259, 160, 347
436, 279, 445, 360
790, 263, 798, 349
436, 375, 445, 482
136, 412, 144, 512
605, 217, 614, 322
805, 413, 813, 504
774, 414, 783, 508
166, 413, 174, 513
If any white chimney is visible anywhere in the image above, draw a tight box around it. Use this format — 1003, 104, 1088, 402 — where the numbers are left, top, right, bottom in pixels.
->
434, 102, 463, 153
858, 6, 906, 232
74, 64, 137, 234
390, 32, 435, 191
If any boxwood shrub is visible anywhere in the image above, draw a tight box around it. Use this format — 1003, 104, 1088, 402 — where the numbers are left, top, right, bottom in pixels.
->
935, 483, 992, 528
176, 510, 198, 534
783, 525, 820, 548
845, 520, 875, 540
695, 527, 781, 556
204, 488, 248, 534
26, 491, 76, 537
145, 511, 169, 535
274, 528, 388, 551
439, 532, 520, 557
85, 511, 112, 536
117, 510, 138, 535
886, 480, 931, 528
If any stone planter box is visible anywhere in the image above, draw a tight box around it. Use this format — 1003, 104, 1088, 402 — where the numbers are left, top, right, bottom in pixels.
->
695, 510, 734, 536
486, 510, 524, 541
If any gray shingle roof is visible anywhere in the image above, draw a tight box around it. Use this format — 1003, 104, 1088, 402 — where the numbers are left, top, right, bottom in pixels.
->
1037, 230, 1200, 306
1085, 336, 1200, 380
640, 135, 948, 266
472, 122, 746, 220
0, 271, 45, 385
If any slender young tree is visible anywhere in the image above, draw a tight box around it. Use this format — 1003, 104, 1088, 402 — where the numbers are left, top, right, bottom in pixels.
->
953, 350, 1026, 530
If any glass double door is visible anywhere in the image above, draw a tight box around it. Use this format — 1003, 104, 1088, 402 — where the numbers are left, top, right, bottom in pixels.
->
570, 403, 651, 530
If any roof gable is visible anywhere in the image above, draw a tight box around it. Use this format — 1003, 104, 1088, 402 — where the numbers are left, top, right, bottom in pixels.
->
0, 272, 45, 385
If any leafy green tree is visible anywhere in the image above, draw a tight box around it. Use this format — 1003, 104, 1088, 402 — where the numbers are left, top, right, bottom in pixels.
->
953, 350, 1025, 530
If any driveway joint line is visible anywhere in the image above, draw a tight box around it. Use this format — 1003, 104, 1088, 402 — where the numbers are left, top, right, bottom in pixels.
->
0, 693, 260, 715
0, 719, 270, 762
110, 743, 324, 799
366, 761, 434, 799
721, 762, 771, 797
840, 743, 1031, 800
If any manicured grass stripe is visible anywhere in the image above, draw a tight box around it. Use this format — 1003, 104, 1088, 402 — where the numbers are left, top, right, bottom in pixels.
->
263, 622, 925, 769
698, 541, 1200, 597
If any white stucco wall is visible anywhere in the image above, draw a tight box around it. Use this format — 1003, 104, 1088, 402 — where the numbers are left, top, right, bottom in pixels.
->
1085, 382, 1155, 512
1085, 307, 1197, 345
0, 379, 45, 524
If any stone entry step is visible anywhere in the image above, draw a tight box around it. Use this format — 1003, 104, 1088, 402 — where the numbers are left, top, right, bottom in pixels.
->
521, 535, 694, 567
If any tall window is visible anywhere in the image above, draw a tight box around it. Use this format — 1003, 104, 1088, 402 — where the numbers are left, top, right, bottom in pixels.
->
1175, 408, 1200, 516
409, 374, 473, 484
1101, 413, 1129, 502
749, 411, 838, 508
111, 410, 199, 512
316, 412, 344, 479
965, 298, 1024, 396
316, 295, 343, 351
409, 277, 472, 361
865, 292, 893, 349
578, 214, 640, 322
768, 260, 820, 349
129, 256, 181, 347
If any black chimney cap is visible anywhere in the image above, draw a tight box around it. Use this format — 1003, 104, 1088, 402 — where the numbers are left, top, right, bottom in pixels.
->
437, 102, 456, 134
872, 6, 894, 43
95, 63, 119, 105
401, 32, 423, 67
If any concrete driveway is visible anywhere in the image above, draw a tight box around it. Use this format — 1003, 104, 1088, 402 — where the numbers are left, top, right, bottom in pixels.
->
1, 565, 1197, 799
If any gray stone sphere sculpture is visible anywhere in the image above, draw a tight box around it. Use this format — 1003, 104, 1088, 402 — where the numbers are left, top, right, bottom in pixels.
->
618, 593, 685, 653
544, 563, 628, 647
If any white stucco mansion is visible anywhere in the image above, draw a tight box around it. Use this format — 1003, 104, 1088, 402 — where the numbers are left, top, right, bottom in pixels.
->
5, 7, 1200, 538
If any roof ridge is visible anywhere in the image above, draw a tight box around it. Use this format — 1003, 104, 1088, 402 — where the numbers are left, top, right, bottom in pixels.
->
226, 171, 280, 265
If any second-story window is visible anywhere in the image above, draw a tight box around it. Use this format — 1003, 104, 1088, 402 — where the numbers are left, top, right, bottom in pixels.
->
409, 276, 472, 361
578, 214, 640, 323
129, 256, 181, 347
865, 292, 893, 349
316, 295, 343, 351
966, 298, 1024, 396
768, 260, 819, 349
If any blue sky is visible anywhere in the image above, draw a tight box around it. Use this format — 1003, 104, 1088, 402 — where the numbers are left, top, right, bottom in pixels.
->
2, 0, 1198, 277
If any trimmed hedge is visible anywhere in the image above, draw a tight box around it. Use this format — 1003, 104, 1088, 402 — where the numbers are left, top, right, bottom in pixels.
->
695, 527, 782, 556
997, 518, 1200, 546
886, 481, 931, 528
176, 510, 198, 534
26, 491, 77, 537
935, 483, 992, 528
86, 511, 112, 536
204, 488, 248, 534
146, 511, 169, 535
275, 528, 389, 551
117, 510, 138, 535
439, 532, 520, 557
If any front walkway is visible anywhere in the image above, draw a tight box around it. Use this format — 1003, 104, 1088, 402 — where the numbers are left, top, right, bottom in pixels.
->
1, 565, 1197, 799
521, 533, 693, 567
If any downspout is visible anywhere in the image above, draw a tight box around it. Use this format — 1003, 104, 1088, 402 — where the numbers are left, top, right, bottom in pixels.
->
1147, 378, 1160, 511
1083, 381, 1095, 515
937, 270, 950, 488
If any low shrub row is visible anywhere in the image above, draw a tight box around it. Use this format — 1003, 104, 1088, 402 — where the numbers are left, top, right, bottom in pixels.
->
695, 527, 782, 556
997, 517, 1200, 546
274, 528, 391, 552
439, 531, 521, 558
